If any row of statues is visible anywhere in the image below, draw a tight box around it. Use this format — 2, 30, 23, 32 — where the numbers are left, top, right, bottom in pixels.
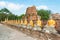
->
4, 16, 59, 35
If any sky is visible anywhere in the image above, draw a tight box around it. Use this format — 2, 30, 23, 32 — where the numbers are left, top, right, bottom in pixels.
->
0, 0, 60, 15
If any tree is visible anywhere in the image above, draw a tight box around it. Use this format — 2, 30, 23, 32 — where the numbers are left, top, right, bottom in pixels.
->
0, 13, 7, 21
18, 14, 25, 20
0, 8, 12, 14
0, 8, 13, 21
7, 13, 17, 20
37, 9, 51, 20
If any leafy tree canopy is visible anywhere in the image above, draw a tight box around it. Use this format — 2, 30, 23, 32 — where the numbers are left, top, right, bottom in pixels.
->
18, 14, 25, 20
37, 9, 51, 20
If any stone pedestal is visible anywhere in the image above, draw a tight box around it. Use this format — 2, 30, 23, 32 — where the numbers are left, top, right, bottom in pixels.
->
31, 30, 40, 38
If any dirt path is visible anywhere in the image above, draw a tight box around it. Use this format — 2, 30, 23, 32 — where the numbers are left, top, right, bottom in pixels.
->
0, 24, 36, 40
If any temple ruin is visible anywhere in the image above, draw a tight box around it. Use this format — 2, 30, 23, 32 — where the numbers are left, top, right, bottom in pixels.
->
26, 6, 38, 23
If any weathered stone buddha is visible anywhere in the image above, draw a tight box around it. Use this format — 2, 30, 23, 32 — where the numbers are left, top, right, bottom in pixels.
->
10, 20, 13, 24
33, 16, 42, 31
14, 20, 21, 27
17, 20, 20, 25
24, 18, 28, 26
27, 16, 34, 29
29, 19, 34, 27
22, 17, 28, 28
20, 19, 23, 26
47, 17, 56, 27
37, 16, 42, 27
5, 18, 8, 22
13, 20, 16, 24
5, 18, 7, 22
15, 20, 17, 24
42, 16, 57, 34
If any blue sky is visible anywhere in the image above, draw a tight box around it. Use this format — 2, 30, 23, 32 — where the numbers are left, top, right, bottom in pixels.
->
0, 0, 60, 15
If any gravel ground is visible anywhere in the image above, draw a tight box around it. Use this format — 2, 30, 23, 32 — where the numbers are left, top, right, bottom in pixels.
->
0, 24, 36, 40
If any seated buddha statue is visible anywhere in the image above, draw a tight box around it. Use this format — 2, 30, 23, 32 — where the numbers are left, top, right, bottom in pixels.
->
5, 18, 8, 23
27, 16, 34, 29
42, 16, 57, 34
22, 18, 28, 28
20, 19, 24, 27
33, 16, 42, 31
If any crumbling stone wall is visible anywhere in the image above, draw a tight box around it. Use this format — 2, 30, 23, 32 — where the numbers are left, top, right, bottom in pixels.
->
52, 14, 60, 32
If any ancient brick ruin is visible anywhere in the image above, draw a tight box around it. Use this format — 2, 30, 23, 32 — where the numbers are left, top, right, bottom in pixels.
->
26, 6, 38, 23
25, 6, 60, 32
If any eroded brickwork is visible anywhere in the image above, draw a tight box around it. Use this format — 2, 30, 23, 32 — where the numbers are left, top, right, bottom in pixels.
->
26, 6, 38, 23
52, 13, 60, 31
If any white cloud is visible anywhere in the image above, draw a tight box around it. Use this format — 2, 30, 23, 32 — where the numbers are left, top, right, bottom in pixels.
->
0, 1, 25, 10
37, 5, 48, 10
7, 3, 24, 10
0, 1, 25, 15
0, 1, 6, 7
